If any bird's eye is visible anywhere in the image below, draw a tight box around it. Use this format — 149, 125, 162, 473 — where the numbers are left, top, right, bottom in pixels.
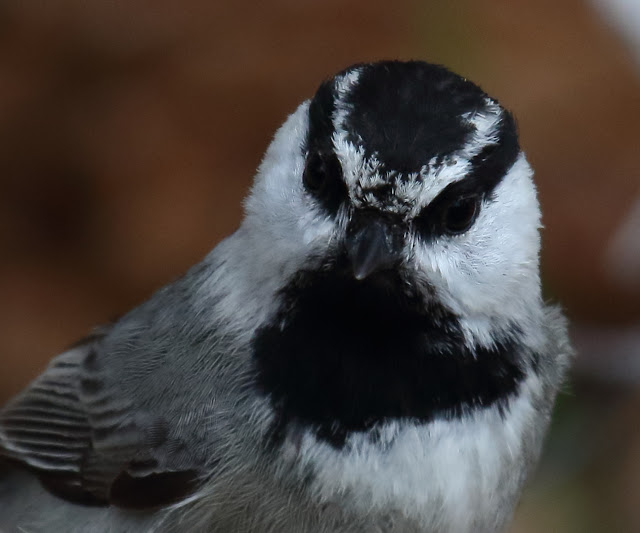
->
302, 150, 348, 216
303, 152, 342, 194
303, 152, 326, 192
442, 196, 480, 234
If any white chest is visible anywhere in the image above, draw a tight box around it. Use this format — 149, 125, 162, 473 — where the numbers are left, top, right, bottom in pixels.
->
285, 377, 546, 533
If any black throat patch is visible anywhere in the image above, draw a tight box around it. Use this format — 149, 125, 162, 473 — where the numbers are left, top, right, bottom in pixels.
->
252, 263, 526, 448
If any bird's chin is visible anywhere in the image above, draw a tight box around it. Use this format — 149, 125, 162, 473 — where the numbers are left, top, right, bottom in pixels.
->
320, 254, 427, 308
351, 267, 408, 294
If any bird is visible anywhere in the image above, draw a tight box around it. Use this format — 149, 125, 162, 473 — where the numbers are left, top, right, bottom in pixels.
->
0, 60, 571, 533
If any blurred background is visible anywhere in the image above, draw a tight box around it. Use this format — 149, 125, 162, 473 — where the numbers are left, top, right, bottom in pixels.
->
0, 0, 638, 530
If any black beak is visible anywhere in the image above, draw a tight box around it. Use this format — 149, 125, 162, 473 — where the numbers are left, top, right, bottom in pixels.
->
345, 215, 403, 280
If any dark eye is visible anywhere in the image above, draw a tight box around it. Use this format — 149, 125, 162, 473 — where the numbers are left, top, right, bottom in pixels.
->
442, 196, 480, 234
303, 152, 342, 194
303, 152, 326, 192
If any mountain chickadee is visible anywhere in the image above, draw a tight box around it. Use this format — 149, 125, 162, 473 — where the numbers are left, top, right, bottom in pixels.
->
0, 60, 571, 533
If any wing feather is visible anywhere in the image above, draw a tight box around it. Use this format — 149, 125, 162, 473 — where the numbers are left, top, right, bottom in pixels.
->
0, 328, 206, 508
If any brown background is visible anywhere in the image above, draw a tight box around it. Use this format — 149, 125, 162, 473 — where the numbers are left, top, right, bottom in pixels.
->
1, 1, 639, 531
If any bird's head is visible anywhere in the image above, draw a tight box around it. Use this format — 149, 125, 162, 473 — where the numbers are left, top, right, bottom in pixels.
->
244, 61, 545, 445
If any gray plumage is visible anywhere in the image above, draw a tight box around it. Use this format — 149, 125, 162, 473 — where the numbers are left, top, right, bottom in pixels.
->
0, 61, 572, 533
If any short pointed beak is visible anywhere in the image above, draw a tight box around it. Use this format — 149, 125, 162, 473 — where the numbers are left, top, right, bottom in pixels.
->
345, 218, 402, 280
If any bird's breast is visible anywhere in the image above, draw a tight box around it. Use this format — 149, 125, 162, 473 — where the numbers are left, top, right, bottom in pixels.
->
252, 265, 525, 448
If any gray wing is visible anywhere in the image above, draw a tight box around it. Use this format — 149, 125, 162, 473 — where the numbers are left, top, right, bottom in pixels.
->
0, 328, 208, 509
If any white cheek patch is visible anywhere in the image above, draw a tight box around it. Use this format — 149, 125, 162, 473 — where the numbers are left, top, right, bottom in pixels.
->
246, 101, 342, 253
301, 215, 334, 247
247, 104, 309, 226
410, 154, 544, 348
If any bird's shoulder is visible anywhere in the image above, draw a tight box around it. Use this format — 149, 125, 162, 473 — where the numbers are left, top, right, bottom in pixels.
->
0, 257, 250, 509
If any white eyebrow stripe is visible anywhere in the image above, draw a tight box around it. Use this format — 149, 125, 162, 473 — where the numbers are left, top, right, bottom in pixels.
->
409, 99, 504, 208
459, 99, 504, 159
332, 69, 362, 133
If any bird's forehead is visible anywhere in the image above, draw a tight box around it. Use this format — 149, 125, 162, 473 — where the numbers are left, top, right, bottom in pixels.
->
331, 139, 466, 216
307, 61, 508, 217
